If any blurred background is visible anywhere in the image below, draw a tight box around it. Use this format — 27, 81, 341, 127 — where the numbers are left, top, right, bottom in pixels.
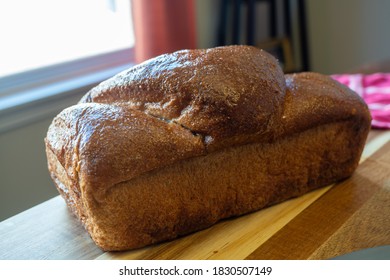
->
1, 0, 390, 221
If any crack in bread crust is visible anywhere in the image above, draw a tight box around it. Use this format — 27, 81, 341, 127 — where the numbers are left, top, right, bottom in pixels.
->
79, 46, 287, 150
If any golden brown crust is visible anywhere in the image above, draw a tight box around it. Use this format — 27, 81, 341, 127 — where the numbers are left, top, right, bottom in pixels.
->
45, 103, 206, 197
80, 45, 286, 150
45, 45, 371, 251
281, 72, 371, 135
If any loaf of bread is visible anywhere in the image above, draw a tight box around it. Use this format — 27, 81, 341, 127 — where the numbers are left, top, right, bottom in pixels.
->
45, 45, 371, 251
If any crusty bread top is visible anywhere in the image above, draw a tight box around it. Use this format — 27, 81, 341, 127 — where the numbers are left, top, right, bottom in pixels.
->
45, 46, 371, 195
80, 45, 286, 150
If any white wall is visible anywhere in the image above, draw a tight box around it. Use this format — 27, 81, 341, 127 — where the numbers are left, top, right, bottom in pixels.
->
0, 92, 85, 221
0, 117, 58, 221
307, 0, 390, 74
196, 0, 390, 74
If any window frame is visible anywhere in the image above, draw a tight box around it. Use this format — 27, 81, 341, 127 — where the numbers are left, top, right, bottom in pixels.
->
0, 47, 134, 99
0, 47, 135, 133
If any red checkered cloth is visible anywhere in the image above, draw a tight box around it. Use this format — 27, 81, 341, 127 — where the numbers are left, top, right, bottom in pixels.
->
332, 73, 390, 129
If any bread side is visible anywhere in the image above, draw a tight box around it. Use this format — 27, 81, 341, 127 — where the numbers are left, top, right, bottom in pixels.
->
47, 119, 367, 251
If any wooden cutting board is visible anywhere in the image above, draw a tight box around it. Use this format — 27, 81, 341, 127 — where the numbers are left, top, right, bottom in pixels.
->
0, 130, 389, 260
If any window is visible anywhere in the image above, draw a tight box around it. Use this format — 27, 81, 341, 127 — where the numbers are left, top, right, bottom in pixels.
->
0, 0, 135, 117
0, 0, 134, 77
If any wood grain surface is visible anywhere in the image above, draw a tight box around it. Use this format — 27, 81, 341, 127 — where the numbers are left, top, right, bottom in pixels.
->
0, 129, 389, 260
